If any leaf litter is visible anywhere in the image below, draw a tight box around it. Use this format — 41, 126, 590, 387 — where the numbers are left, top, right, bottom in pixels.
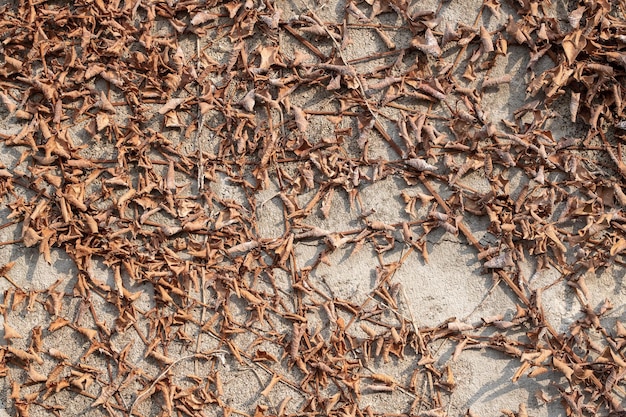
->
0, 0, 625, 416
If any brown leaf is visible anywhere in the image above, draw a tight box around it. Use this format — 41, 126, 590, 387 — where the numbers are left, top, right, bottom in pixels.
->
483, 252, 513, 269
327, 74, 342, 90
482, 74, 511, 89
253, 350, 278, 363
552, 357, 574, 381
3, 321, 22, 340
163, 110, 181, 127
480, 26, 493, 53
8, 347, 43, 364
406, 158, 437, 171
158, 98, 187, 114
85, 64, 106, 80
411, 29, 441, 57
610, 238, 626, 256
240, 89, 256, 112
568, 6, 586, 28
0, 92, 17, 113
0, 261, 15, 277
258, 46, 282, 70
225, 2, 242, 18
191, 11, 219, 25
95, 113, 109, 131
97, 91, 116, 113
22, 228, 42, 248
260, 374, 281, 397
28, 366, 48, 383
15, 401, 29, 417
227, 240, 259, 255
483, 0, 501, 18
4, 56, 23, 75
292, 106, 308, 132
48, 348, 69, 361
92, 385, 116, 408
370, 373, 396, 385
562, 30, 586, 66
447, 319, 474, 332
76, 327, 98, 340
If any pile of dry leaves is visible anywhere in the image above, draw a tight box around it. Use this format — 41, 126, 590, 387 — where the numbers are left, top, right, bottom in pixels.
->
1, 0, 626, 416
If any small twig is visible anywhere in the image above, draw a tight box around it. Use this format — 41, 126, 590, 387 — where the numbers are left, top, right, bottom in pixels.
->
195, 267, 208, 374
0, 239, 23, 246
195, 37, 206, 191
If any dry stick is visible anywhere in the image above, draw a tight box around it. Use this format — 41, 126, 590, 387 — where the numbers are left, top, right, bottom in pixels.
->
0, 239, 22, 246
132, 322, 149, 347
413, 377, 430, 415
374, 120, 404, 157
195, 268, 208, 374
303, 110, 362, 116
384, 102, 448, 118
0, 264, 21, 288
344, 22, 407, 30
195, 37, 205, 192
282, 24, 326, 59
401, 286, 424, 352
462, 278, 504, 322
0, 220, 18, 230
69, 387, 128, 412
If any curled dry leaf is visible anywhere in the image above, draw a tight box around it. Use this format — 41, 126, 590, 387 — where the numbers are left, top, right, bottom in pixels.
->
479, 26, 493, 53
158, 97, 187, 114
562, 30, 586, 66
406, 158, 437, 171
447, 320, 474, 332
240, 89, 256, 112
552, 357, 574, 381
292, 106, 308, 132
483, 252, 513, 269
191, 11, 219, 25
411, 28, 442, 57
3, 322, 22, 340
370, 373, 396, 385
0, 92, 17, 113
227, 240, 259, 255
483, 74, 512, 89
22, 228, 42, 248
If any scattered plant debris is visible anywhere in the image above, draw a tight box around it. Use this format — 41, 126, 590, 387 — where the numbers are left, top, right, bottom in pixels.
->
0, 0, 626, 416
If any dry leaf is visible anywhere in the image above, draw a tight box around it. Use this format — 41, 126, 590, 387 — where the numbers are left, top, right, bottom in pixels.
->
552, 357, 574, 381
240, 89, 256, 112
158, 98, 186, 114
411, 29, 441, 57
292, 106, 308, 132
3, 322, 22, 340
